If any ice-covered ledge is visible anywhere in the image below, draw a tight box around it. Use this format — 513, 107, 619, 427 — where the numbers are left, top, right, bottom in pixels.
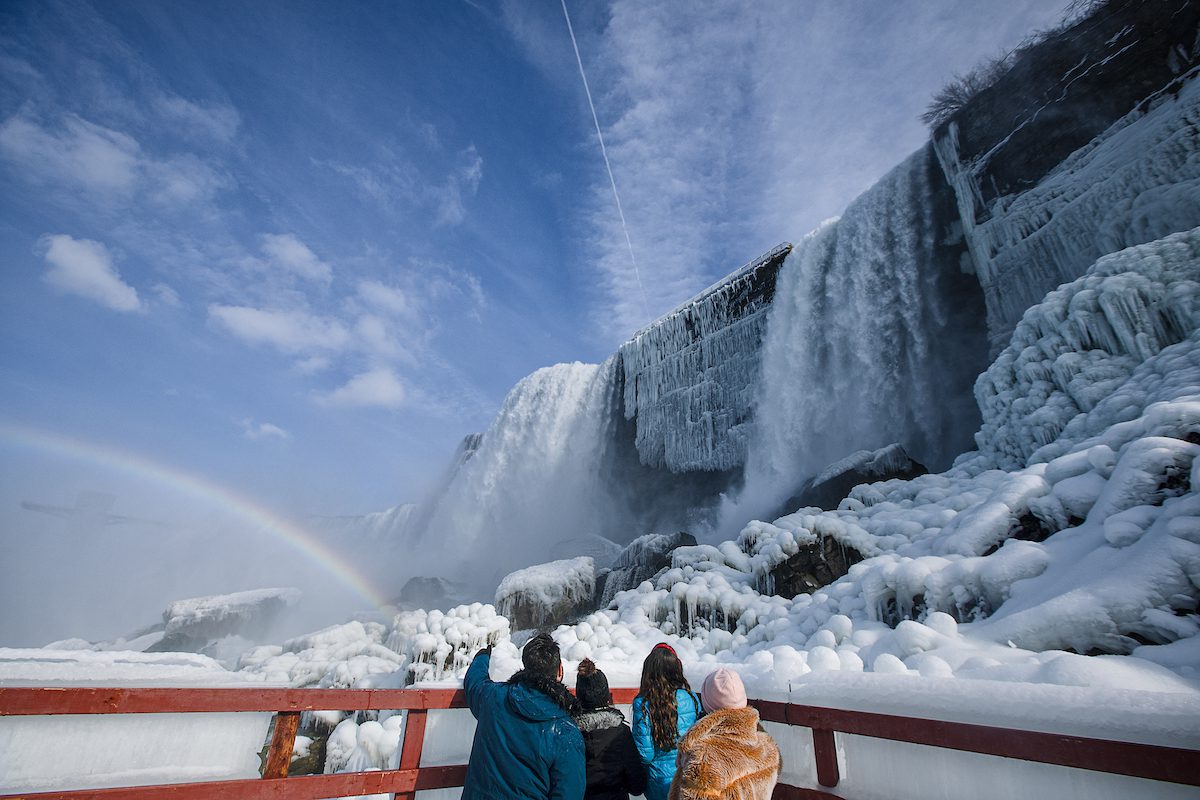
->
618, 243, 791, 472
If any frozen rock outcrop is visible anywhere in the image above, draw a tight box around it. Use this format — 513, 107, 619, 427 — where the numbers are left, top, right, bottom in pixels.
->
596, 532, 698, 609
148, 588, 300, 655
495, 557, 595, 631
933, 0, 1200, 349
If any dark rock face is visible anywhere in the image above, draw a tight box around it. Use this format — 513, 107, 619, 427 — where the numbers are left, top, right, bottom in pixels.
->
941, 0, 1200, 203
778, 444, 928, 516
767, 534, 863, 599
597, 531, 698, 608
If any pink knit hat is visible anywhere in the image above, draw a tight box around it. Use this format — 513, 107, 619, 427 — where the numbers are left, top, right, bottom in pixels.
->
701, 667, 747, 712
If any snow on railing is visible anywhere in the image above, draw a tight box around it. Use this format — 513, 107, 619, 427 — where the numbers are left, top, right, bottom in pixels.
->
1, 686, 1198, 800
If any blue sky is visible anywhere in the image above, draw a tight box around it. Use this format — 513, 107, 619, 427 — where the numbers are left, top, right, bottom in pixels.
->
0, 0, 1070, 642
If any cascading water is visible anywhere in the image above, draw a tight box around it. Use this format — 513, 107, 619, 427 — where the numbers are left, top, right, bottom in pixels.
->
406, 359, 623, 589
725, 144, 988, 529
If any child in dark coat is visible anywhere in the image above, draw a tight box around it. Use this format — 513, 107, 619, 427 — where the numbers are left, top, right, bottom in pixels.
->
574, 659, 647, 800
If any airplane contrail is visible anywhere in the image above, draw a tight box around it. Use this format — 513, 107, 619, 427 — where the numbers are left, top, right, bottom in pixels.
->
560, 0, 649, 321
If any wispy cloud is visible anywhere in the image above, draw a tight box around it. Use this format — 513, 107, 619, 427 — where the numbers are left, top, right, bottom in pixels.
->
208, 305, 350, 354
0, 111, 229, 208
39, 234, 141, 312
318, 366, 407, 409
154, 95, 240, 143
258, 233, 333, 284
240, 418, 290, 440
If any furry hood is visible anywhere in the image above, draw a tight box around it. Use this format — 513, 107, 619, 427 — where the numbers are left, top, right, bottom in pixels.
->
668, 707, 781, 800
507, 669, 580, 719
573, 706, 627, 733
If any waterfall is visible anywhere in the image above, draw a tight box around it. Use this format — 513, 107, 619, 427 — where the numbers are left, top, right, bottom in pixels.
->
405, 358, 629, 591
725, 144, 987, 529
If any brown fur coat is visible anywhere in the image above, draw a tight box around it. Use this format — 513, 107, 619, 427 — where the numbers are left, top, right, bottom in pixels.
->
667, 707, 781, 800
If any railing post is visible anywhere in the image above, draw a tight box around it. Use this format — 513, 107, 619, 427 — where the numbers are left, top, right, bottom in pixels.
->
262, 710, 301, 779
396, 707, 430, 800
812, 727, 840, 788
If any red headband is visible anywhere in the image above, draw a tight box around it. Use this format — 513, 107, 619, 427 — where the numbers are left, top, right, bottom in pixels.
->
653, 642, 677, 657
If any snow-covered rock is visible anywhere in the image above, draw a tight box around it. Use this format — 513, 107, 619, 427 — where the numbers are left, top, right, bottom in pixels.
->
495, 557, 595, 631
596, 532, 698, 609
149, 588, 300, 656
787, 443, 928, 513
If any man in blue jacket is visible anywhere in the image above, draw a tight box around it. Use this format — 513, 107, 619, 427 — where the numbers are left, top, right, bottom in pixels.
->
463, 633, 585, 800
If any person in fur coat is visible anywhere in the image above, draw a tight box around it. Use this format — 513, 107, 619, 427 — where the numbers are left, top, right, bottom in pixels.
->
573, 659, 647, 800
668, 668, 781, 800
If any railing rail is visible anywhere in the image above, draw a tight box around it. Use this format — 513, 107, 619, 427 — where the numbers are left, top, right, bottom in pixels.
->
1, 685, 1197, 800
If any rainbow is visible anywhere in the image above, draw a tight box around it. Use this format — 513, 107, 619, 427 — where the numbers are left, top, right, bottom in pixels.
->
0, 423, 393, 610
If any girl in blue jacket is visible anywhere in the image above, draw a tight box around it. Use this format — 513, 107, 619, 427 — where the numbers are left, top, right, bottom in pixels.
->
631, 643, 701, 800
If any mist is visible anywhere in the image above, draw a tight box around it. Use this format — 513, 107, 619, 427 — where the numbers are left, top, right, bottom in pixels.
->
0, 438, 392, 648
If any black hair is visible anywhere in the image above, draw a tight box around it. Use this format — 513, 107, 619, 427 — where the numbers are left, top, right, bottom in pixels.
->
521, 632, 562, 678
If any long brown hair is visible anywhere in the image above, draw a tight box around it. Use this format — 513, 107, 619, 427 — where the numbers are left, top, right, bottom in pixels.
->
639, 644, 694, 751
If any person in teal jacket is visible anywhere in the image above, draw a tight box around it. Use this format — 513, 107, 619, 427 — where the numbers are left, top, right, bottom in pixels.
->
631, 643, 702, 800
463, 634, 586, 800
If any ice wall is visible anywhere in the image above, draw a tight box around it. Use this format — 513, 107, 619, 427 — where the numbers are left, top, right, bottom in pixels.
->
618, 244, 790, 472
730, 144, 988, 526
935, 64, 1200, 350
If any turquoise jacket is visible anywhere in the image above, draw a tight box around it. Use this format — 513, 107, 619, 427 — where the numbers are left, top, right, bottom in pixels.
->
631, 689, 702, 800
462, 651, 586, 800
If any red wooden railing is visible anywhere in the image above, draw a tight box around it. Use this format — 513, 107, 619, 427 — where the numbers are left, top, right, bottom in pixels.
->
1, 686, 1197, 799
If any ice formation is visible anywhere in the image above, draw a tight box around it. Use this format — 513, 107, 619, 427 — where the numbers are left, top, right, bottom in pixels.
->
974, 226, 1200, 468
936, 68, 1200, 348
618, 244, 790, 472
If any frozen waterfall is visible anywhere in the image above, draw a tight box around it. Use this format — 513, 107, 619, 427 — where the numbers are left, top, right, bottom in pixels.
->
726, 144, 988, 529
408, 360, 623, 589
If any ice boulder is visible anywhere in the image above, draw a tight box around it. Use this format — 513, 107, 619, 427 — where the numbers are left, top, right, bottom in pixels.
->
496, 557, 595, 631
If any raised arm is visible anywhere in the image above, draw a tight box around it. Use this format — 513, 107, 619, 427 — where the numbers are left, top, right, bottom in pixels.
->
463, 645, 493, 716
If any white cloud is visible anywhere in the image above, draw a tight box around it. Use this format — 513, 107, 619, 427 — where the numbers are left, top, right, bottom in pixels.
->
260, 233, 333, 283
39, 234, 141, 312
241, 418, 290, 440
1, 113, 140, 194
208, 305, 350, 354
356, 279, 418, 321
433, 145, 483, 226
0, 111, 228, 207
152, 282, 181, 307
293, 355, 331, 375
319, 367, 406, 409
154, 95, 240, 143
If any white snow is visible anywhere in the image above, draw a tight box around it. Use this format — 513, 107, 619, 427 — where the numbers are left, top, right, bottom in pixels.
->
0, 648, 273, 793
